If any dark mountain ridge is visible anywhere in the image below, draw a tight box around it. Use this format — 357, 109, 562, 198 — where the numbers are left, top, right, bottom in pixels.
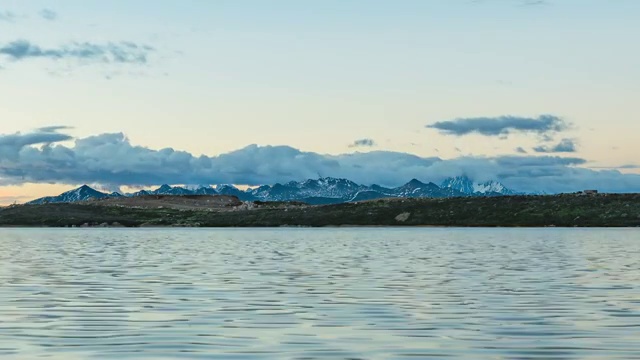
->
27, 176, 518, 205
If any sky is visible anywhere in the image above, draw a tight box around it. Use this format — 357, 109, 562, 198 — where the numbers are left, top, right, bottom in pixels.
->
1, 0, 639, 204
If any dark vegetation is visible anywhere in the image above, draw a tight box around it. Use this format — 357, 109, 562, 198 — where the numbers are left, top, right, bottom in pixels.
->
1, 194, 639, 227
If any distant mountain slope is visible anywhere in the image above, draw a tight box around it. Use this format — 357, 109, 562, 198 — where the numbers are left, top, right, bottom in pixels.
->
216, 185, 254, 201
151, 184, 195, 196
28, 185, 110, 204
26, 176, 523, 205
249, 177, 366, 201
390, 179, 464, 198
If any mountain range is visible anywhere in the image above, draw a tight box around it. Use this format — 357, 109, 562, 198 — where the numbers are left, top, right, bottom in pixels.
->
27, 176, 519, 205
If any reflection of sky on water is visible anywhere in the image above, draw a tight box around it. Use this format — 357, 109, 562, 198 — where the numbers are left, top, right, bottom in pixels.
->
0, 228, 639, 359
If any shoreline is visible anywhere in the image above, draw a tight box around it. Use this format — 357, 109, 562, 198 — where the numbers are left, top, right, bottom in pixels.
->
1, 194, 639, 228
1, 224, 639, 229
1, 223, 638, 229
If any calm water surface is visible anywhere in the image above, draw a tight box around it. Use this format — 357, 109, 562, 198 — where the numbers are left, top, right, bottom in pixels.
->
1, 228, 639, 359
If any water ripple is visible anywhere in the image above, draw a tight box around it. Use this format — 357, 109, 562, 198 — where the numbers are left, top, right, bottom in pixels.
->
0, 228, 639, 359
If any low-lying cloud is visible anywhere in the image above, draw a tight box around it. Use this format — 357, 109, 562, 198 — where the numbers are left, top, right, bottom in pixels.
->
349, 138, 376, 148
39, 9, 57, 21
0, 12, 15, 22
0, 129, 639, 194
533, 138, 577, 153
0, 130, 72, 151
591, 164, 640, 170
37, 125, 74, 133
427, 115, 569, 137
0, 40, 153, 64
521, 0, 548, 6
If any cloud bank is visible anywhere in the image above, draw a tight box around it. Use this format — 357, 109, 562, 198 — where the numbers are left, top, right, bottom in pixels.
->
0, 129, 639, 194
427, 115, 569, 137
0, 40, 153, 64
533, 138, 577, 153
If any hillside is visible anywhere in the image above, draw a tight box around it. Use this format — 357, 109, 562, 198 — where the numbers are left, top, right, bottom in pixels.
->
2, 193, 639, 227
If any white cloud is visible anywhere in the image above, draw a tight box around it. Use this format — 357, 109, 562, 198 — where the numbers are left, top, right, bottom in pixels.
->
0, 129, 639, 193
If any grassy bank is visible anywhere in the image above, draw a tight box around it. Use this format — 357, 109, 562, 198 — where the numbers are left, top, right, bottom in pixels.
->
1, 194, 639, 227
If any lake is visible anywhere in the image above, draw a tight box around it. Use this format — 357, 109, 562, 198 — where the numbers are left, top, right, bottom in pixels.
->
1, 228, 639, 359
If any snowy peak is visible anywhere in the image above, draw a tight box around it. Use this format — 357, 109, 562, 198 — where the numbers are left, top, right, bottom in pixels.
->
151, 184, 193, 195
28, 185, 109, 204
215, 184, 249, 199
392, 179, 460, 198
215, 184, 239, 191
441, 176, 475, 194
130, 189, 151, 197
394, 179, 427, 195
66, 185, 108, 201
193, 186, 217, 195
317, 177, 360, 189
403, 178, 425, 188
154, 184, 173, 193
441, 176, 514, 195
474, 180, 508, 194
402, 178, 439, 190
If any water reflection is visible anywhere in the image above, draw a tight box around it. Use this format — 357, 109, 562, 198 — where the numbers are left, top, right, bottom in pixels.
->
0, 228, 639, 359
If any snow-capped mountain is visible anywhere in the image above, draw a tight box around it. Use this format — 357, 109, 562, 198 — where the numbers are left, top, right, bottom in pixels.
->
130, 189, 151, 197
28, 185, 110, 204
349, 179, 463, 202
128, 184, 217, 196
250, 177, 365, 202
193, 186, 218, 195
151, 184, 194, 196
441, 176, 515, 195
215, 185, 250, 200
26, 176, 524, 205
391, 179, 463, 198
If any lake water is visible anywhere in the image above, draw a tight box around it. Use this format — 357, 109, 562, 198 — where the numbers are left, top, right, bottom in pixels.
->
1, 228, 639, 359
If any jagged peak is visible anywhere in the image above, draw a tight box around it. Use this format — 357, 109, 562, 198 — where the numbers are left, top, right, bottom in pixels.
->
26, 176, 522, 205
318, 177, 356, 184
404, 178, 426, 187
64, 184, 103, 194
215, 184, 238, 189
192, 184, 213, 189
441, 175, 513, 195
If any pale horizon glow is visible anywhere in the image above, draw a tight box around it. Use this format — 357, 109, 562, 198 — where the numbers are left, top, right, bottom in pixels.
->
1, 0, 639, 204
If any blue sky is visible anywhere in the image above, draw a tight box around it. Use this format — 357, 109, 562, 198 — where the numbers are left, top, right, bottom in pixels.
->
1, 0, 639, 202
